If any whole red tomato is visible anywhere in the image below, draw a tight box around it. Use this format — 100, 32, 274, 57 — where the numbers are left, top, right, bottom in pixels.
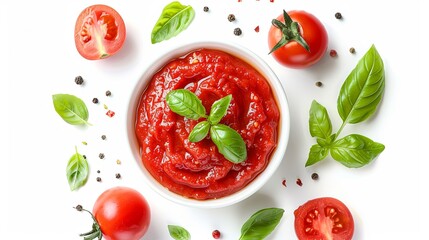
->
74, 4, 126, 60
268, 10, 328, 68
294, 197, 354, 240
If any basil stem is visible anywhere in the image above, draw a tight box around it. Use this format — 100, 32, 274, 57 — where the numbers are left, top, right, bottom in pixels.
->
66, 146, 89, 191
52, 94, 91, 126
239, 208, 284, 240
151, 1, 195, 44
168, 225, 191, 240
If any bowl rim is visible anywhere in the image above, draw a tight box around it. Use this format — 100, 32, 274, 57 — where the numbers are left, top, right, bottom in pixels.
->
126, 40, 290, 208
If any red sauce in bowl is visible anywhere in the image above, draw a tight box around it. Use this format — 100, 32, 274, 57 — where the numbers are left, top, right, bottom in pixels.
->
135, 49, 280, 200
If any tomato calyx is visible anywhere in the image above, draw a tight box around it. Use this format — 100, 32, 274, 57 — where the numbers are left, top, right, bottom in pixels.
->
74, 205, 103, 240
269, 10, 310, 54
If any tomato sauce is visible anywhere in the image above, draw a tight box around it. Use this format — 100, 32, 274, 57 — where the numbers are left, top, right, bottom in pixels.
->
135, 49, 280, 200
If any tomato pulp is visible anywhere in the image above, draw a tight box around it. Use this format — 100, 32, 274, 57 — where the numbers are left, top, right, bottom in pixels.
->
135, 49, 280, 200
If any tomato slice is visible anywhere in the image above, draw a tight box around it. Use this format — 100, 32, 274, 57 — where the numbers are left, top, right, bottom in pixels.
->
74, 4, 126, 60
294, 197, 354, 240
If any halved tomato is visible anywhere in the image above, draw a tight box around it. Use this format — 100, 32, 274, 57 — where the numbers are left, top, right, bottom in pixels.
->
294, 197, 354, 240
74, 4, 126, 60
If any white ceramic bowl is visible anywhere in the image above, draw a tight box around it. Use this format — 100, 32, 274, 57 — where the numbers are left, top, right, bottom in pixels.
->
127, 41, 290, 208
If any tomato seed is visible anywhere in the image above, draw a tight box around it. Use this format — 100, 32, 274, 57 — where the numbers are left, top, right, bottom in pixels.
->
212, 230, 221, 239
329, 50, 338, 57
296, 178, 303, 186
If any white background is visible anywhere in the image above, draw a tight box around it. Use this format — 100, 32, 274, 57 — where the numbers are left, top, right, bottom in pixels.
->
1, 0, 427, 239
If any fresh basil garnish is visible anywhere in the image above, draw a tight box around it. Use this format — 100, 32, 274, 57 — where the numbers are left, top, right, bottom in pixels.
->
168, 225, 191, 240
166, 89, 207, 120
239, 208, 284, 240
306, 45, 385, 168
166, 90, 247, 163
189, 120, 210, 142
66, 146, 89, 191
52, 94, 91, 125
208, 94, 232, 125
151, 1, 195, 44
330, 134, 385, 168
210, 124, 247, 164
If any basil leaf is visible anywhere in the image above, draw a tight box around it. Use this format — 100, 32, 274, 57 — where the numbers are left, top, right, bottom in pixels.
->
52, 94, 90, 125
239, 208, 284, 240
210, 124, 247, 163
337, 45, 385, 124
189, 121, 210, 142
309, 100, 332, 139
166, 89, 207, 120
208, 94, 232, 125
330, 134, 385, 168
168, 225, 190, 240
305, 144, 329, 167
66, 147, 89, 191
151, 1, 195, 44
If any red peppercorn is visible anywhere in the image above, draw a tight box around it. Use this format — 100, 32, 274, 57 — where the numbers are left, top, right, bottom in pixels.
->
296, 178, 303, 186
281, 179, 287, 187
254, 26, 260, 33
329, 50, 338, 57
212, 230, 221, 239
106, 110, 115, 117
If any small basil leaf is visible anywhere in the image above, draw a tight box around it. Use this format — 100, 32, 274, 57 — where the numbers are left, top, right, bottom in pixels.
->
189, 121, 210, 142
52, 94, 90, 125
210, 124, 247, 163
168, 225, 190, 240
305, 144, 329, 167
208, 94, 232, 125
309, 100, 332, 139
66, 147, 89, 191
239, 208, 284, 240
151, 1, 195, 44
337, 45, 385, 124
166, 89, 207, 120
330, 134, 385, 168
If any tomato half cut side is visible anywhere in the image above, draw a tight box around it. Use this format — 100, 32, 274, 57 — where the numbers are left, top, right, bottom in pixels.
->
74, 4, 126, 60
294, 197, 354, 240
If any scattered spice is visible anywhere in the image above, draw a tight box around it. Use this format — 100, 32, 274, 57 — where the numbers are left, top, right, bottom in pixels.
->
335, 12, 343, 19
227, 14, 236, 22
96, 177, 102, 182
212, 230, 221, 239
203, 6, 209, 12
103, 104, 108, 110
106, 110, 115, 117
270, 0, 275, 2
116, 159, 122, 165
315, 81, 323, 87
233, 28, 242, 36
115, 173, 121, 179
75, 76, 84, 85
296, 178, 303, 186
254, 25, 260, 33
75, 205, 83, 211
82, 155, 86, 159
97, 170, 100, 174
281, 179, 287, 187
101, 135, 106, 140
82, 141, 88, 145
105, 90, 112, 97
92, 98, 99, 104
99, 153, 105, 159
349, 47, 356, 54
311, 173, 319, 180
329, 49, 338, 57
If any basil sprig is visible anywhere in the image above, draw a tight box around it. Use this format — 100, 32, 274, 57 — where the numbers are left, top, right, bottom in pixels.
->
151, 1, 195, 44
239, 208, 284, 240
66, 146, 89, 191
306, 45, 385, 168
168, 225, 191, 240
52, 94, 91, 126
166, 89, 247, 163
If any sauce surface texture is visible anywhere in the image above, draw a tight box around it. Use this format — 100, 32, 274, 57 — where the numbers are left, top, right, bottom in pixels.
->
135, 49, 280, 200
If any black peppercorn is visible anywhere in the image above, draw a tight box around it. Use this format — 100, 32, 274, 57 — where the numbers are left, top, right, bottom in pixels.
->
115, 173, 121, 179
228, 14, 236, 22
233, 28, 242, 36
101, 135, 106, 140
349, 47, 356, 54
92, 98, 99, 104
97, 170, 100, 174
315, 81, 323, 87
203, 6, 209, 12
99, 153, 105, 159
105, 90, 112, 96
75, 76, 84, 85
75, 205, 83, 211
96, 177, 102, 182
335, 12, 342, 19
311, 173, 319, 180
